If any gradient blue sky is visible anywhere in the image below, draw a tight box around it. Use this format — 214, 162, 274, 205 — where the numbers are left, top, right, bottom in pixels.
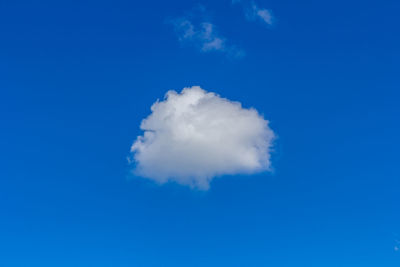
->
1, 0, 400, 266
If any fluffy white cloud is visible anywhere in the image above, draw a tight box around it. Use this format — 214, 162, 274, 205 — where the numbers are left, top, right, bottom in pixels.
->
130, 86, 275, 189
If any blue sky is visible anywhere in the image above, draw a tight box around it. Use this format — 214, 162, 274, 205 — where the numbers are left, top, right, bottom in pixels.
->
1, 0, 400, 266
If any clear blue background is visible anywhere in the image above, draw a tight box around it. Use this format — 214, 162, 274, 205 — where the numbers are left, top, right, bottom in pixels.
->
1, 0, 399, 266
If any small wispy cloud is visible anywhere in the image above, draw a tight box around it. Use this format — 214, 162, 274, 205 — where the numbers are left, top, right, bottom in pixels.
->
234, 0, 274, 26
168, 7, 244, 58
247, 3, 273, 25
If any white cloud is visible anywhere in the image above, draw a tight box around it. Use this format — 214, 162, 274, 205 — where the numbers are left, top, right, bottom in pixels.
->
169, 10, 244, 58
130, 86, 275, 189
248, 3, 273, 25
234, 1, 274, 26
